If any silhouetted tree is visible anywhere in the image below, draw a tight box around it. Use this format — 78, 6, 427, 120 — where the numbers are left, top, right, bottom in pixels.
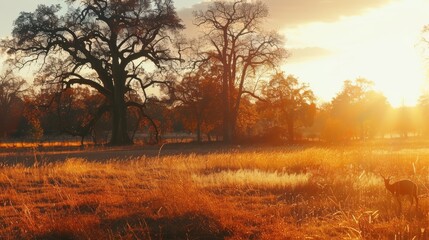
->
194, 0, 287, 143
22, 90, 44, 143
169, 61, 222, 142
417, 92, 429, 136
56, 87, 109, 145
260, 73, 315, 142
327, 78, 390, 140
0, 70, 26, 139
137, 97, 172, 144
3, 0, 184, 145
235, 96, 259, 139
393, 105, 420, 138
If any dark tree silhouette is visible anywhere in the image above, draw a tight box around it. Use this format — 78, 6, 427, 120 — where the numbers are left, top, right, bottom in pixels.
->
3, 0, 184, 145
0, 70, 26, 138
169, 61, 223, 142
261, 73, 315, 142
194, 0, 287, 143
52, 87, 108, 145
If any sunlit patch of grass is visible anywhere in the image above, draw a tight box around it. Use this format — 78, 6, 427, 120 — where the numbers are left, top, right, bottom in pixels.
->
354, 171, 383, 189
192, 170, 311, 190
56, 158, 95, 175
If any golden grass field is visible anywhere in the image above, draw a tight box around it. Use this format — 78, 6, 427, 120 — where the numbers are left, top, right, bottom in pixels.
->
1, 143, 429, 239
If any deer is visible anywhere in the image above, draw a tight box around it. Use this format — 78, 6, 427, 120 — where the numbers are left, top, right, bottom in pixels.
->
380, 174, 418, 214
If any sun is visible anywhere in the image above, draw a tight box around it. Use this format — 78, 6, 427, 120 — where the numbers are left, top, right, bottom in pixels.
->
283, 0, 429, 107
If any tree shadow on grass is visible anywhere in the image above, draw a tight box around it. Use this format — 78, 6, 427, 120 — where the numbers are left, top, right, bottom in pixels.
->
105, 212, 231, 240
35, 232, 75, 240
32, 212, 230, 240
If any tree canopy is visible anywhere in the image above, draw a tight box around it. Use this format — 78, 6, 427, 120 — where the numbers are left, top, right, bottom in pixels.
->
325, 79, 390, 140
169, 61, 223, 142
0, 70, 26, 138
3, 0, 184, 145
260, 73, 315, 142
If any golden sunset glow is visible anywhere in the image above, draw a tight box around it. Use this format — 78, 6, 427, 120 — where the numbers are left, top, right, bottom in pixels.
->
282, 0, 429, 106
4, 1, 429, 239
171, 0, 429, 107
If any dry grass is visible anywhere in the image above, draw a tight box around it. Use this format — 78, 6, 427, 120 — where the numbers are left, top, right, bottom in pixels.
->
192, 170, 311, 189
1, 145, 429, 239
0, 141, 85, 148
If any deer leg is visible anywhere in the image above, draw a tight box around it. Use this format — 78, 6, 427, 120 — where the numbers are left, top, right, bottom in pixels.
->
407, 195, 414, 213
396, 197, 402, 215
415, 194, 419, 211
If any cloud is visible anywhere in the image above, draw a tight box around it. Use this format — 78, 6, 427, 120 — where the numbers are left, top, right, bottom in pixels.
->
178, 0, 395, 33
177, 2, 210, 37
288, 47, 332, 63
267, 0, 394, 28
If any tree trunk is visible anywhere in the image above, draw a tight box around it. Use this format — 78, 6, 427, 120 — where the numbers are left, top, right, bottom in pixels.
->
109, 88, 132, 146
222, 74, 233, 143
221, 25, 233, 144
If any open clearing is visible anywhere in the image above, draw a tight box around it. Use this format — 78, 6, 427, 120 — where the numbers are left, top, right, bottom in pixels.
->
1, 143, 429, 239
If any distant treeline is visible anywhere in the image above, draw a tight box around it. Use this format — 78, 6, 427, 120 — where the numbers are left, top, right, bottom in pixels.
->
1, 76, 429, 145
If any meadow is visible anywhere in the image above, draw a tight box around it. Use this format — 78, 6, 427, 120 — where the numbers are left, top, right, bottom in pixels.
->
1, 143, 429, 239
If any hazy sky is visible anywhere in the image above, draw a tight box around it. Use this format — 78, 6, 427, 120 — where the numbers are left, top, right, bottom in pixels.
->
2, 0, 429, 106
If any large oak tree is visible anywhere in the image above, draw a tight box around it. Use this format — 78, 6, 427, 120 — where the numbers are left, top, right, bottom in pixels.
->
3, 0, 183, 145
